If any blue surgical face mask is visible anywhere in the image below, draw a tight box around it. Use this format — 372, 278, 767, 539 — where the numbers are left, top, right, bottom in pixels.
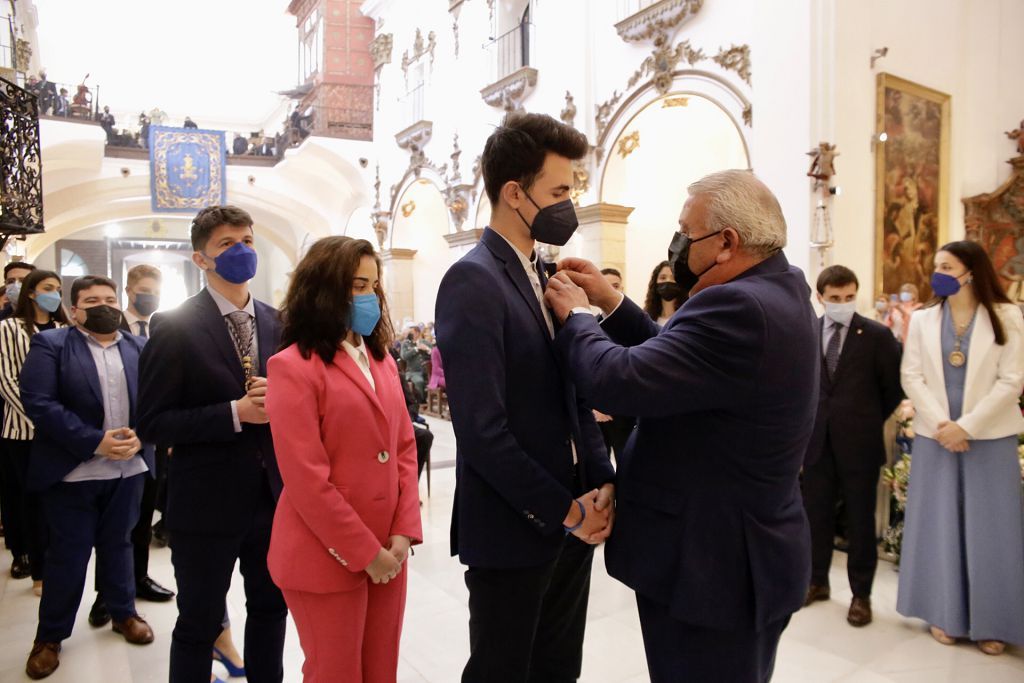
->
899, 291, 914, 303
7, 282, 21, 304
349, 293, 381, 337
34, 291, 62, 314
205, 242, 258, 284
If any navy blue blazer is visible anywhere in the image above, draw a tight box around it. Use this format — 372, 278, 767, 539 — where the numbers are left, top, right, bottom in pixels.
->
436, 228, 615, 569
804, 313, 903, 469
554, 252, 819, 631
20, 327, 155, 492
137, 289, 282, 536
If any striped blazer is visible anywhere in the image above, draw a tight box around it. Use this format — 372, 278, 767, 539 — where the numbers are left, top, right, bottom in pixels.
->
0, 317, 66, 440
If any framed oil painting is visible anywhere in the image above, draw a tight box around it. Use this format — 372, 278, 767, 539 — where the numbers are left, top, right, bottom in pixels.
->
875, 73, 950, 299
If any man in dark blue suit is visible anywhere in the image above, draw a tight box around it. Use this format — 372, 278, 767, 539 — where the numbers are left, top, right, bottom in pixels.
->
545, 170, 819, 682
802, 265, 902, 627
21, 275, 156, 680
138, 205, 286, 683
436, 113, 616, 683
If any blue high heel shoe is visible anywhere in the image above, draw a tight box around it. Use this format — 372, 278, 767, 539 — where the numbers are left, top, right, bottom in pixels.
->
212, 647, 246, 678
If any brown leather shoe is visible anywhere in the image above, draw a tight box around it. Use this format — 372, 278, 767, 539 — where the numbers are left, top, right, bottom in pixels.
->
112, 615, 154, 645
803, 584, 830, 607
26, 641, 60, 680
847, 597, 872, 627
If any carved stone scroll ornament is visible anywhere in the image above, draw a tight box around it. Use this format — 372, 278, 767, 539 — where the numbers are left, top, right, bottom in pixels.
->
614, 0, 705, 44
480, 67, 538, 113
444, 134, 475, 231
370, 32, 393, 110
560, 91, 577, 128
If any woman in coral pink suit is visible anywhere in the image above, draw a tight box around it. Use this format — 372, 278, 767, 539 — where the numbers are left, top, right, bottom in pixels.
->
265, 236, 422, 682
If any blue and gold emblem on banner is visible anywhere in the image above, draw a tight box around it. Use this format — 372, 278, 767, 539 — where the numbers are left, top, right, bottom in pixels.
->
149, 126, 226, 212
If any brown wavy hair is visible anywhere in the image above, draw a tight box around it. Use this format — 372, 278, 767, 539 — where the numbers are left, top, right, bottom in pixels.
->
15, 269, 69, 331
279, 236, 394, 363
927, 240, 1012, 345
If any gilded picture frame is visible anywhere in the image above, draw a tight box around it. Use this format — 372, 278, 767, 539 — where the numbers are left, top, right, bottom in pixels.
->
875, 73, 951, 299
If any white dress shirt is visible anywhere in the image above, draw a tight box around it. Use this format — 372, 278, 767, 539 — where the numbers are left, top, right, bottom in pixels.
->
494, 230, 555, 338
342, 338, 375, 391
122, 309, 152, 337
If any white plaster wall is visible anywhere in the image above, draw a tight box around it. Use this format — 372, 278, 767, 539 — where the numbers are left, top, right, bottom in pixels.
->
823, 0, 1024, 311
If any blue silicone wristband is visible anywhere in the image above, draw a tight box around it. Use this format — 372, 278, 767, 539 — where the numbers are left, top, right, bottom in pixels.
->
563, 499, 586, 533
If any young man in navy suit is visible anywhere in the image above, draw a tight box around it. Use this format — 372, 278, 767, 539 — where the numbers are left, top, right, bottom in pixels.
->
545, 170, 819, 682
802, 265, 902, 627
137, 206, 287, 683
21, 275, 156, 679
436, 113, 616, 683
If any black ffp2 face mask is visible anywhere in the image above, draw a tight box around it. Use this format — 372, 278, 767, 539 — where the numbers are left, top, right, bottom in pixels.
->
516, 188, 579, 246
80, 305, 124, 334
667, 230, 721, 293
656, 282, 683, 302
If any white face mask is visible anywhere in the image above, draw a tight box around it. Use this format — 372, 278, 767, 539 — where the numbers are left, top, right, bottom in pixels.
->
824, 301, 857, 327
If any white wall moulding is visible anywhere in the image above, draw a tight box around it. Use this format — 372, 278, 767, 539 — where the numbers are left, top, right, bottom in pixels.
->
480, 66, 538, 113
574, 203, 636, 226
381, 247, 417, 260
443, 228, 485, 248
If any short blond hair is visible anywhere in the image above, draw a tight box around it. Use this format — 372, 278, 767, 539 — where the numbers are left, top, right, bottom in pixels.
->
127, 264, 162, 288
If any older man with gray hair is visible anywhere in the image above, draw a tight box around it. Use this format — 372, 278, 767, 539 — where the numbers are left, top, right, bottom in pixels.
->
544, 169, 819, 682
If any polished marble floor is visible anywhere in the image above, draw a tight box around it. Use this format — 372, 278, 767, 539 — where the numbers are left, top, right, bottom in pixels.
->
0, 416, 1021, 682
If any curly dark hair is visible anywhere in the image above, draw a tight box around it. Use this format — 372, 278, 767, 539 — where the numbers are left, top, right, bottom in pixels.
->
643, 261, 673, 321
279, 236, 394, 363
481, 112, 589, 205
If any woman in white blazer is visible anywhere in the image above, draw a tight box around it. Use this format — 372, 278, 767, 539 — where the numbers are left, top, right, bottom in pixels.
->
897, 240, 1024, 655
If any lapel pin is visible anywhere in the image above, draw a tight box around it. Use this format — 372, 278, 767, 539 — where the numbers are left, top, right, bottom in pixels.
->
857, 329, 863, 335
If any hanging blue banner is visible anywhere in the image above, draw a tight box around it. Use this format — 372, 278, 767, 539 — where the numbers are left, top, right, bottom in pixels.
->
149, 125, 226, 212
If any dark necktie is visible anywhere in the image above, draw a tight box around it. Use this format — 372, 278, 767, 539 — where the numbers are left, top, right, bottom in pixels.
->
137, 320, 148, 338
825, 321, 843, 377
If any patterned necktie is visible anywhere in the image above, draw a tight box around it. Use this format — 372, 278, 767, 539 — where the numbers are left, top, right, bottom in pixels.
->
226, 311, 255, 371
137, 320, 148, 338
825, 321, 844, 377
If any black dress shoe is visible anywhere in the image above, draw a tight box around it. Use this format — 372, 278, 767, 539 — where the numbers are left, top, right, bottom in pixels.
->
136, 576, 175, 602
11, 554, 31, 579
88, 596, 111, 628
151, 520, 169, 548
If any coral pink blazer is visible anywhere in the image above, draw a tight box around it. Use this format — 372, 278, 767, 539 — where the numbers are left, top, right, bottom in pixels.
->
266, 344, 422, 593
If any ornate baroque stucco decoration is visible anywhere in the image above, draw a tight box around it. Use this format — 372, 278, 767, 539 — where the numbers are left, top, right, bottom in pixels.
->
713, 44, 752, 86
371, 165, 391, 249
444, 134, 476, 231
560, 91, 577, 128
617, 131, 640, 158
614, 0, 704, 43
370, 32, 393, 111
480, 67, 538, 114
14, 40, 32, 74
449, 0, 467, 58
401, 28, 437, 86
595, 0, 752, 145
